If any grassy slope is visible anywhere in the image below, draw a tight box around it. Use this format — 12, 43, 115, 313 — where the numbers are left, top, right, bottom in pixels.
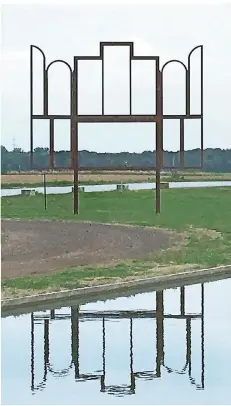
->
2, 188, 231, 297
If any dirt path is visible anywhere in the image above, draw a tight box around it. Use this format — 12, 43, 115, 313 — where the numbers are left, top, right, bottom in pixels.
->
1, 220, 173, 279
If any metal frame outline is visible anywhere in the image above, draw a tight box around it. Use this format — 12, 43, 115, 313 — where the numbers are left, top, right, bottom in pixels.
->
30, 42, 203, 214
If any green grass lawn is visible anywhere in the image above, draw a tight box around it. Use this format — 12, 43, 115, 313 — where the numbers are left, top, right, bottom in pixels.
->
2, 188, 230, 231
2, 188, 231, 298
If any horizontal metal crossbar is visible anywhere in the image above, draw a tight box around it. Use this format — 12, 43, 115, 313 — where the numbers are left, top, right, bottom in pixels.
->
33, 310, 202, 320
32, 114, 202, 122
37, 165, 203, 171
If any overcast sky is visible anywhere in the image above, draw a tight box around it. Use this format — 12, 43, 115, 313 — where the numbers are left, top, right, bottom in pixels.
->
1, 2, 231, 152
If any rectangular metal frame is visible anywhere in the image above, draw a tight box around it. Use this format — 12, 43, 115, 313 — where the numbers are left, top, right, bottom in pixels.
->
30, 41, 204, 214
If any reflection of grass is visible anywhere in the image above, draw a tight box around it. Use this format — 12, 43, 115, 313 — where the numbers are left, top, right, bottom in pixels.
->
2, 188, 231, 298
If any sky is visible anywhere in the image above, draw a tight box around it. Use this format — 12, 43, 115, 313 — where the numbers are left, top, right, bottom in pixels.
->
1, 2, 231, 152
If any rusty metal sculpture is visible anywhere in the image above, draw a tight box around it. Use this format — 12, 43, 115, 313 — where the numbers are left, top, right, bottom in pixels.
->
30, 42, 203, 214
30, 284, 205, 394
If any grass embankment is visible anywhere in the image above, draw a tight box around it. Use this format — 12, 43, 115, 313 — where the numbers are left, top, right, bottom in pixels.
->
1, 171, 231, 189
2, 188, 231, 298
1, 180, 123, 189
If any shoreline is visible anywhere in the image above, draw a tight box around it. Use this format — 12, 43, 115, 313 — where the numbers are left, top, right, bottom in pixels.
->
2, 177, 231, 189
2, 188, 231, 316
2, 265, 231, 317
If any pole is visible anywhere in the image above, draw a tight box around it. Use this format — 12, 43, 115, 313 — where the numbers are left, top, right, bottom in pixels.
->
186, 317, 191, 374
201, 283, 205, 388
180, 286, 185, 315
156, 290, 164, 377
73, 167, 78, 214
71, 307, 79, 378
44, 319, 49, 377
72, 61, 78, 214
43, 173, 47, 210
155, 168, 161, 214
31, 313, 35, 391
155, 66, 162, 214
30, 46, 33, 169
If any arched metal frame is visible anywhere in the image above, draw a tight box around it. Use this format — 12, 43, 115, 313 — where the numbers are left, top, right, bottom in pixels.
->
30, 42, 203, 214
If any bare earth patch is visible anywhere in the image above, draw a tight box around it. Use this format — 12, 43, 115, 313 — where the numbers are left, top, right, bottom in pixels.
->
1, 220, 177, 279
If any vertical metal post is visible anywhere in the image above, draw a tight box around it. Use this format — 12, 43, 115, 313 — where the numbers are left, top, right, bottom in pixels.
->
200, 46, 204, 169
71, 307, 79, 378
130, 318, 135, 391
101, 317, 106, 391
43, 173, 47, 210
156, 65, 162, 214
30, 313, 35, 391
155, 169, 161, 214
76, 306, 80, 377
156, 290, 164, 376
186, 67, 190, 116
73, 166, 78, 214
30, 46, 33, 169
101, 45, 104, 115
49, 119, 54, 168
186, 317, 191, 375
44, 319, 49, 377
129, 45, 132, 115
188, 45, 203, 169
201, 283, 205, 388
72, 61, 78, 214
180, 286, 185, 315
180, 119, 184, 168
44, 69, 48, 116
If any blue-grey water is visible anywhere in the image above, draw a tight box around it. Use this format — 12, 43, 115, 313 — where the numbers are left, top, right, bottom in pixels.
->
1, 277, 231, 405
1, 180, 231, 197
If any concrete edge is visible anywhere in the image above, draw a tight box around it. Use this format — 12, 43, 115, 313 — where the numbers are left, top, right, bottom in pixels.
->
2, 264, 231, 311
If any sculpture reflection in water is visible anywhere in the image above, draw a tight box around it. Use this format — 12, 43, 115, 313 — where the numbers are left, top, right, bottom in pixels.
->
30, 284, 204, 397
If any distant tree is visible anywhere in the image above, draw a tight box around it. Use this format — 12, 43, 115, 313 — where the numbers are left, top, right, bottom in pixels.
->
1, 144, 231, 173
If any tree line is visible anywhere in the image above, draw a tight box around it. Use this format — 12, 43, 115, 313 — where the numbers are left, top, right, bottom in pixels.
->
1, 146, 231, 173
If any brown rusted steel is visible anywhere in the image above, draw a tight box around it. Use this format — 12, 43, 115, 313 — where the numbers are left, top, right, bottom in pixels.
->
155, 61, 162, 213
156, 290, 164, 376
161, 48, 204, 171
129, 46, 132, 115
49, 118, 54, 168
188, 45, 204, 167
30, 46, 33, 169
72, 60, 78, 214
32, 114, 201, 121
44, 69, 48, 116
30, 42, 204, 214
180, 118, 184, 168
180, 286, 185, 315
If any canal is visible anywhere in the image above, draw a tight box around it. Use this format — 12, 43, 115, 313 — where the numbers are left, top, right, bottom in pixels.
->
1, 180, 231, 197
1, 277, 231, 405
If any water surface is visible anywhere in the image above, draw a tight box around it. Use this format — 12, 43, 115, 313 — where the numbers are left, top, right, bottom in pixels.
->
1, 180, 231, 197
1, 278, 231, 405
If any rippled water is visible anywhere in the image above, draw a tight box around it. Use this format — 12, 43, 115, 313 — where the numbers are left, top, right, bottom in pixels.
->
1, 277, 231, 405
1, 180, 231, 197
